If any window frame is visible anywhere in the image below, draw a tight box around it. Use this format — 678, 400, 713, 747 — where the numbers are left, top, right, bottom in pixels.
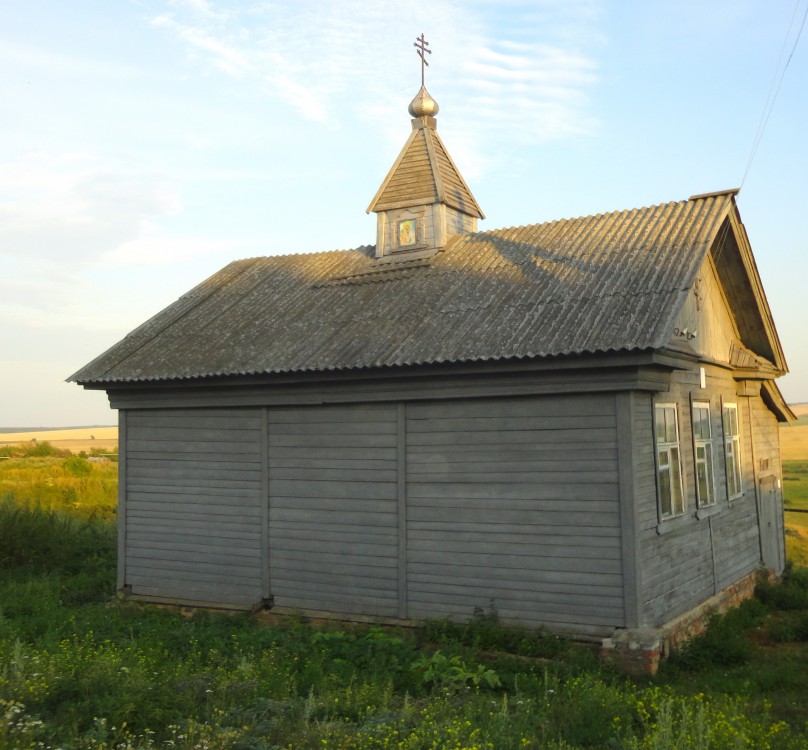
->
654, 402, 686, 521
722, 402, 743, 500
691, 400, 717, 508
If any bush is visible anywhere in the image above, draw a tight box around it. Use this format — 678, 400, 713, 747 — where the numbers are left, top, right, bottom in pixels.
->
0, 441, 69, 458
0, 500, 115, 575
674, 609, 754, 670
756, 569, 808, 611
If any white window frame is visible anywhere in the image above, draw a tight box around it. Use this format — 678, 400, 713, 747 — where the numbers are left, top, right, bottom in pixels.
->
655, 403, 686, 520
723, 402, 743, 499
691, 401, 716, 508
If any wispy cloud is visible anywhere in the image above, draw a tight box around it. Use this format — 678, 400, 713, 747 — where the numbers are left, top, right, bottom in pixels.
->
0, 152, 181, 264
147, 0, 603, 151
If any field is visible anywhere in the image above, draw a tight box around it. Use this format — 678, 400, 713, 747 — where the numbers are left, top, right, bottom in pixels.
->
781, 404, 808, 566
0, 426, 118, 455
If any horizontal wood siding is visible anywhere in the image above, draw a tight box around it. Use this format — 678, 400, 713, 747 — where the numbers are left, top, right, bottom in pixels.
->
125, 408, 263, 606
639, 368, 778, 626
268, 404, 399, 616
405, 394, 624, 634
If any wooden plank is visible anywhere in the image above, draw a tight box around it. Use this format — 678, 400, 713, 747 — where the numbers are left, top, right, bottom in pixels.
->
269, 547, 399, 569
268, 434, 398, 448
127, 500, 262, 518
268, 457, 395, 470
408, 571, 623, 598
128, 485, 260, 499
409, 428, 616, 446
406, 537, 619, 559
407, 470, 618, 484
126, 515, 259, 534
128, 426, 261, 443
616, 391, 640, 628
127, 528, 261, 544
128, 466, 263, 482
270, 537, 397, 559
126, 561, 261, 584
407, 447, 618, 463
261, 407, 270, 600
407, 519, 621, 533
397, 402, 408, 619
127, 439, 261, 455
128, 452, 263, 466
129, 476, 262, 491
270, 405, 397, 424
406, 394, 616, 420
271, 523, 398, 541
271, 557, 398, 582
407, 492, 619, 509
408, 550, 622, 575
268, 480, 397, 501
126, 546, 260, 567
408, 507, 618, 525
270, 508, 396, 526
268, 446, 397, 461
268, 467, 397, 482
407, 560, 623, 587
408, 458, 617, 473
407, 527, 620, 544
406, 415, 616, 433
128, 414, 261, 430
118, 409, 128, 591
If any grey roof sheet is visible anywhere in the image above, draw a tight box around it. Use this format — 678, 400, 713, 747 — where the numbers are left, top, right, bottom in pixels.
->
69, 192, 734, 385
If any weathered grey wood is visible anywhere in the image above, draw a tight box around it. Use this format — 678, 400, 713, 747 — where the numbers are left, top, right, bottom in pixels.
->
261, 408, 270, 600
616, 392, 641, 628
267, 404, 400, 617
408, 528, 619, 545
397, 402, 408, 619
407, 519, 621, 533
117, 409, 128, 591
125, 406, 264, 607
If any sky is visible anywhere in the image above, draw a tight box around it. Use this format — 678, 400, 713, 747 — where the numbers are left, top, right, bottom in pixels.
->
2, 0, 807, 427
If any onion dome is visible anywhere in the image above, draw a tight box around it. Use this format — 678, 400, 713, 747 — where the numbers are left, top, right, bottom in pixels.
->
408, 85, 440, 118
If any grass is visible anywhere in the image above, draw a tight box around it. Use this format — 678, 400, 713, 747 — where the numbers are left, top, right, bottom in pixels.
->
784, 460, 808, 567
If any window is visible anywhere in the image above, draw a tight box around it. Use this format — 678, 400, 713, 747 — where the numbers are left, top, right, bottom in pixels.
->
723, 403, 742, 498
655, 404, 685, 519
692, 401, 716, 507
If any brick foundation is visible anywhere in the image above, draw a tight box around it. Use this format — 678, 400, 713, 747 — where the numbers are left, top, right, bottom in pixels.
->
600, 569, 771, 676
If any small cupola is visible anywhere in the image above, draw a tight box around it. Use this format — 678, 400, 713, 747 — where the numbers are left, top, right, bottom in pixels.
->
367, 35, 484, 261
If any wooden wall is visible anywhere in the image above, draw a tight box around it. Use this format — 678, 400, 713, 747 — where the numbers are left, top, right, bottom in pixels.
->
123, 408, 264, 606
121, 393, 626, 634
404, 395, 623, 632
636, 365, 782, 627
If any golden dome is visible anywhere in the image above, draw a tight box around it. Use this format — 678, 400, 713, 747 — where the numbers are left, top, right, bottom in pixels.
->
408, 85, 440, 118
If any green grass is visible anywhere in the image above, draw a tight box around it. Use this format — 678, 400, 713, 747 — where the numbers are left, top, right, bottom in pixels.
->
2, 458, 808, 748
783, 461, 808, 566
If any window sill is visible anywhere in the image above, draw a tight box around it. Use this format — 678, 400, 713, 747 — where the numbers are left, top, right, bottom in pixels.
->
656, 513, 692, 535
696, 504, 723, 520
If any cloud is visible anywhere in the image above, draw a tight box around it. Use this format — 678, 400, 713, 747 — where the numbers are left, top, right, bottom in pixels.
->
147, 0, 603, 146
0, 152, 182, 264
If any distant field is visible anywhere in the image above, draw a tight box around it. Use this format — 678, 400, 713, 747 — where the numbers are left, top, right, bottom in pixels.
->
0, 426, 118, 453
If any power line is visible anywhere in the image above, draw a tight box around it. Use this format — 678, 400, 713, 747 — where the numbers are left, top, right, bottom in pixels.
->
740, 0, 808, 190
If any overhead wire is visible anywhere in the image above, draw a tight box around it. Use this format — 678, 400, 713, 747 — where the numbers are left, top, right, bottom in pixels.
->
740, 0, 808, 190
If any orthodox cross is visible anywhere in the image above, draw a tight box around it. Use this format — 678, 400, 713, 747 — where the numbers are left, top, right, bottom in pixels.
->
413, 33, 432, 86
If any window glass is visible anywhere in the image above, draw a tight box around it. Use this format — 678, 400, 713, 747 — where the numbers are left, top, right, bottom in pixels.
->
692, 402, 716, 507
655, 404, 686, 520
723, 403, 742, 499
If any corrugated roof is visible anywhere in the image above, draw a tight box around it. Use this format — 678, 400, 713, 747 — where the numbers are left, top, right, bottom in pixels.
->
69, 192, 735, 385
